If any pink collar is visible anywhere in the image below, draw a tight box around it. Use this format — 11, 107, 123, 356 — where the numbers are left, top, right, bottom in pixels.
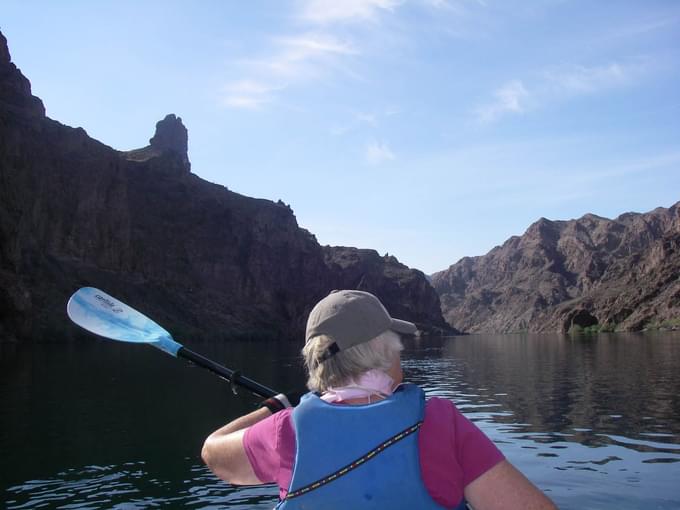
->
321, 370, 396, 403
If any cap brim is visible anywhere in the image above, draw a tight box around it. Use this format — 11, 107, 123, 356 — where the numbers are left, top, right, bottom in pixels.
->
390, 318, 417, 335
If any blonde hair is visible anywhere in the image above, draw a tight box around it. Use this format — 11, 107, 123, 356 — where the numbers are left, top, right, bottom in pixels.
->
302, 330, 403, 392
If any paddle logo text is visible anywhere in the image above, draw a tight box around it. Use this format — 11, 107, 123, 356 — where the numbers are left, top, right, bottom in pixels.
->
95, 294, 124, 314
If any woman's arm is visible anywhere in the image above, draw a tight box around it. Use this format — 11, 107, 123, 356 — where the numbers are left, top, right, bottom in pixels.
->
201, 407, 272, 485
464, 460, 558, 510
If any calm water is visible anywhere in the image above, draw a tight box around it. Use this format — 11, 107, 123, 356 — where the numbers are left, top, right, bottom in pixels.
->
1, 333, 679, 509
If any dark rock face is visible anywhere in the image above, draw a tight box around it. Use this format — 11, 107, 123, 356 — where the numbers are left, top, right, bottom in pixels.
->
0, 32, 45, 118
323, 247, 455, 335
0, 31, 450, 343
432, 205, 680, 333
149, 114, 188, 155
124, 114, 191, 172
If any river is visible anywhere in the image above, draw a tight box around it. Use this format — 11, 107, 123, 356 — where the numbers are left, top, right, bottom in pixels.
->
1, 332, 679, 509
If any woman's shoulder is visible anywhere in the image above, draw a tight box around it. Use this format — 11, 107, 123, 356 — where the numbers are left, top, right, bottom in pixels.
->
422, 395, 505, 487
423, 396, 504, 458
424, 395, 459, 419
245, 407, 295, 446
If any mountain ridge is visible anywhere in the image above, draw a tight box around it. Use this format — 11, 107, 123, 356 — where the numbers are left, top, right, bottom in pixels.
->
431, 203, 680, 333
0, 30, 453, 343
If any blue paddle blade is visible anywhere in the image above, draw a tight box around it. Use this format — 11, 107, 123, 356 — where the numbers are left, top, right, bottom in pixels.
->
67, 287, 181, 356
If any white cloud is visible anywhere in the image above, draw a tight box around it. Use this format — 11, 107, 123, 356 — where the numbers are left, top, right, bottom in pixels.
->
222, 95, 268, 110
422, 0, 486, 11
474, 59, 650, 124
580, 150, 680, 181
542, 62, 634, 94
277, 34, 358, 59
474, 80, 529, 123
221, 0, 415, 111
365, 140, 396, 165
330, 124, 352, 136
330, 107, 401, 135
266, 34, 357, 76
422, 0, 453, 9
355, 111, 378, 125
222, 34, 356, 109
221, 80, 283, 110
597, 16, 680, 43
298, 0, 401, 25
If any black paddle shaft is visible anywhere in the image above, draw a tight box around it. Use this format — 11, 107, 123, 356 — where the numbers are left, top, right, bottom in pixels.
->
177, 346, 278, 399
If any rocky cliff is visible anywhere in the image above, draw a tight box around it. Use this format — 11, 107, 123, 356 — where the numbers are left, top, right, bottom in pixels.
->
0, 31, 451, 343
323, 247, 451, 334
432, 204, 680, 333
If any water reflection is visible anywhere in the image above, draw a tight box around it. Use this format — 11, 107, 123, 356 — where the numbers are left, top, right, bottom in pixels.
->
2, 333, 679, 509
404, 333, 680, 447
402, 333, 680, 509
5, 461, 278, 509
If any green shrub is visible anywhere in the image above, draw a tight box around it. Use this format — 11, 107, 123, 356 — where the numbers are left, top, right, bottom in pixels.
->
642, 317, 680, 331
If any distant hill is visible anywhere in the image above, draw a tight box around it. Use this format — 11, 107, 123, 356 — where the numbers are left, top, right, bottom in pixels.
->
0, 31, 452, 343
432, 203, 680, 333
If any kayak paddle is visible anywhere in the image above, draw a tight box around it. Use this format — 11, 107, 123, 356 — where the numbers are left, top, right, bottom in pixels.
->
67, 287, 278, 399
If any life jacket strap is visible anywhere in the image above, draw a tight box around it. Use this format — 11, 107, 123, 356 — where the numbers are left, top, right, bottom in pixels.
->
285, 420, 423, 500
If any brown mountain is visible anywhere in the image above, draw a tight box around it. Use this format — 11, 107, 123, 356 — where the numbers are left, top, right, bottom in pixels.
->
432, 203, 680, 333
0, 31, 452, 343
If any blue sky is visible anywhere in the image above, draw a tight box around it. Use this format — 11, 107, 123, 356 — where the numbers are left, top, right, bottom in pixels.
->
3, 1, 679, 274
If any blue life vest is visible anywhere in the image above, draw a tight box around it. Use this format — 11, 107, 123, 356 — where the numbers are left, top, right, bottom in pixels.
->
276, 383, 467, 509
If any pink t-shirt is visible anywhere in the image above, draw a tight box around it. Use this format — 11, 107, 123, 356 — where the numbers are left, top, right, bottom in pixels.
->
244, 396, 504, 508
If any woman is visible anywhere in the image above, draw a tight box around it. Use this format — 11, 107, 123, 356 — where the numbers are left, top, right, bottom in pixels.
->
202, 290, 558, 509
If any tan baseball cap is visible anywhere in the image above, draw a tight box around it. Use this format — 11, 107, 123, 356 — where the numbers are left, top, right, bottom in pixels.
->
305, 290, 417, 361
